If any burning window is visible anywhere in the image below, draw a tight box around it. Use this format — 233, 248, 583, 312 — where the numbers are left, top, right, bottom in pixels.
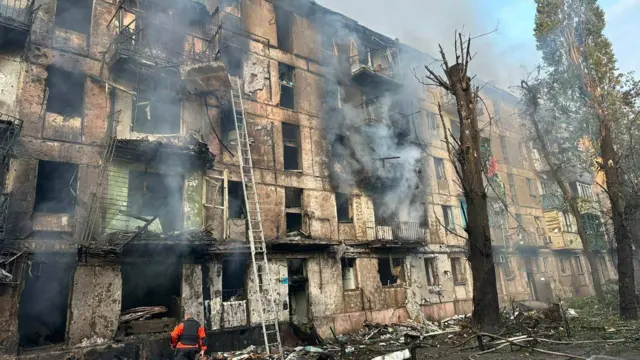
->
222, 257, 248, 301
335, 192, 352, 223
441, 205, 454, 231
228, 180, 245, 219
133, 77, 182, 135
275, 5, 293, 52
450, 257, 466, 284
18, 261, 76, 349
279, 63, 295, 110
121, 261, 182, 326
46, 67, 85, 118
127, 171, 184, 233
34, 160, 78, 214
424, 257, 439, 286
342, 258, 356, 290
285, 187, 302, 233
282, 122, 300, 170
55, 0, 92, 35
378, 257, 404, 286
434, 157, 446, 181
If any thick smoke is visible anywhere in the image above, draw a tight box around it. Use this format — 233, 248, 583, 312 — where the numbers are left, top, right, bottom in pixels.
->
320, 11, 434, 224
317, 0, 538, 90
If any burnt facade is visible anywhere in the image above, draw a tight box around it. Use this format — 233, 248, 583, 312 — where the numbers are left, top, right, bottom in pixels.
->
0, 0, 615, 358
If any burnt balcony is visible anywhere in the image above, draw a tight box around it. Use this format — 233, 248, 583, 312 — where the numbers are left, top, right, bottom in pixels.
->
0, 113, 22, 163
0, 193, 9, 239
0, 0, 35, 48
350, 47, 402, 91
366, 221, 427, 246
106, 4, 219, 71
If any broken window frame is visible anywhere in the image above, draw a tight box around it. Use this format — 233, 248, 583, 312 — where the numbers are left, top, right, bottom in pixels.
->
131, 76, 182, 135
282, 122, 301, 171
434, 157, 446, 181
507, 173, 518, 203
335, 192, 353, 223
573, 256, 584, 275
45, 67, 85, 119
341, 258, 357, 291
274, 4, 293, 53
559, 256, 570, 275
562, 211, 577, 233
450, 257, 466, 285
278, 63, 295, 110
33, 160, 78, 215
527, 178, 537, 197
441, 205, 455, 231
503, 256, 515, 280
424, 257, 439, 286
54, 0, 92, 35
227, 180, 246, 220
285, 187, 303, 233
499, 135, 510, 164
424, 111, 437, 131
377, 257, 405, 287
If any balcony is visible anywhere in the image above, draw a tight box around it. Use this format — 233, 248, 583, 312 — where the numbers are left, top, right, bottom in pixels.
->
350, 47, 402, 91
0, 0, 35, 48
106, 4, 219, 71
365, 221, 427, 246
0, 249, 23, 285
0, 114, 22, 162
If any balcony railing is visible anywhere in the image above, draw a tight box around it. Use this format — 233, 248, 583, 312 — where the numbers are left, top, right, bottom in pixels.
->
0, 0, 35, 32
0, 249, 23, 285
0, 193, 9, 239
0, 113, 23, 162
107, 5, 219, 69
366, 221, 427, 243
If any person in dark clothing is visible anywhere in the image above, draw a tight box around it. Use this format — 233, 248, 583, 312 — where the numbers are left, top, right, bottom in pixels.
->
170, 314, 207, 360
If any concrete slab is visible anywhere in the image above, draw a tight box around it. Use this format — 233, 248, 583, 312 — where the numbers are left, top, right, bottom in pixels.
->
180, 61, 231, 94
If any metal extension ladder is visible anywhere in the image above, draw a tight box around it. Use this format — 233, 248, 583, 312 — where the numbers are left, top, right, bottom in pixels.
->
229, 76, 283, 356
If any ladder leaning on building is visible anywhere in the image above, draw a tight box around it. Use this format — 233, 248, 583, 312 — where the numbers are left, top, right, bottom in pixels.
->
229, 76, 283, 356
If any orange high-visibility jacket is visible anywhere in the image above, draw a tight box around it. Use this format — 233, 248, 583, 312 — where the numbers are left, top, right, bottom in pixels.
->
170, 318, 207, 351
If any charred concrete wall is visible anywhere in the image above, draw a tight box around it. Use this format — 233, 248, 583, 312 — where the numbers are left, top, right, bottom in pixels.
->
0, 0, 615, 357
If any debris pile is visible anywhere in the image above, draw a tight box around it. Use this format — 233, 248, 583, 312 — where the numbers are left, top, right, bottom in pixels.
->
119, 306, 168, 323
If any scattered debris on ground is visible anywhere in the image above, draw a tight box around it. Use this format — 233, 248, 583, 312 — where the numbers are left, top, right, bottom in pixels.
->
206, 293, 640, 360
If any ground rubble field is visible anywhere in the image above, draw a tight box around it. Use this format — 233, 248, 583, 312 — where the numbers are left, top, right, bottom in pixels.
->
211, 298, 640, 360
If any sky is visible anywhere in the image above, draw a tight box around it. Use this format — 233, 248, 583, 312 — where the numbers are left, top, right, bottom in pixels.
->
315, 0, 640, 90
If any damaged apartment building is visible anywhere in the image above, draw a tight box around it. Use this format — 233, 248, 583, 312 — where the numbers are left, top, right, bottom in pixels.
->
0, 0, 617, 358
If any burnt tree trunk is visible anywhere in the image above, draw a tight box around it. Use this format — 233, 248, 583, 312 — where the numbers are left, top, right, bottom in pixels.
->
446, 63, 500, 331
521, 82, 605, 302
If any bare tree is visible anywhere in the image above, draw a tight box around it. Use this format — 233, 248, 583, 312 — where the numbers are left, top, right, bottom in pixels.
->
423, 33, 500, 331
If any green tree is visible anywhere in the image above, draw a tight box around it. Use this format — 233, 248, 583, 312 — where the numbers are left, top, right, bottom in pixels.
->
533, 0, 637, 319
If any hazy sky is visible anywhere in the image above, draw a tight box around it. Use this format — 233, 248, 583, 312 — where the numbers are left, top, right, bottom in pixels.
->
316, 0, 639, 89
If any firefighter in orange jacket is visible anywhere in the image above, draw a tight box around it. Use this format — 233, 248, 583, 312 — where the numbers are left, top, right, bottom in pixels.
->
170, 314, 207, 360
